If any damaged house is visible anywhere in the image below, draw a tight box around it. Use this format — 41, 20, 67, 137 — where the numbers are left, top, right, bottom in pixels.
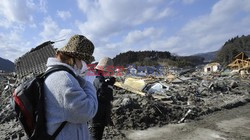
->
15, 41, 56, 79
204, 62, 221, 73
227, 51, 250, 74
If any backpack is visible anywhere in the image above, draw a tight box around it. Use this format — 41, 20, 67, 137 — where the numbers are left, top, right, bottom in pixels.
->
12, 65, 77, 140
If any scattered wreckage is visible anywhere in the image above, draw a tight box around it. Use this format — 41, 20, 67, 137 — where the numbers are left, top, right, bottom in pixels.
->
106, 66, 250, 139
228, 52, 250, 77
1, 42, 250, 139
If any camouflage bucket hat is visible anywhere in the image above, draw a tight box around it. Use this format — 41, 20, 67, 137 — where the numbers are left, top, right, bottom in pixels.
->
58, 34, 95, 63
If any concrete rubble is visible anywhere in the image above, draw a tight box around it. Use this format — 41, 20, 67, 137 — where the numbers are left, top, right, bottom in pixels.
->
102, 70, 250, 139
1, 68, 250, 139
0, 74, 27, 140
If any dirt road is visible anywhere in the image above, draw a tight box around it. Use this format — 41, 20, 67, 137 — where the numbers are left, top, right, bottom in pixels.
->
125, 103, 250, 140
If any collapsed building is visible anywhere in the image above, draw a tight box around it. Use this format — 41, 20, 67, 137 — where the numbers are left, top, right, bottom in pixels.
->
15, 41, 56, 79
228, 52, 250, 75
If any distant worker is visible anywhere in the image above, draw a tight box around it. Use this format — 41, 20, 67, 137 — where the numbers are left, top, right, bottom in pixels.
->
91, 57, 116, 140
44, 34, 98, 140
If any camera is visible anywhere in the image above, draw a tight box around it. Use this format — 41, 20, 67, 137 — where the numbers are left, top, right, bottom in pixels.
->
104, 77, 116, 85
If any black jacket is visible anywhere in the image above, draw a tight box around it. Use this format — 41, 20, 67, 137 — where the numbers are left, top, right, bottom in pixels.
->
92, 75, 115, 126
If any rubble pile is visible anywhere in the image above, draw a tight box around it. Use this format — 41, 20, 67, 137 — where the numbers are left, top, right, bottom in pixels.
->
0, 75, 26, 140
0, 76, 15, 123
112, 92, 188, 130
0, 119, 25, 140
102, 74, 250, 139
0, 71, 250, 140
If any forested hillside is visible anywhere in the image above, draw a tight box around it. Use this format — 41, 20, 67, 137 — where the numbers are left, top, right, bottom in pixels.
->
216, 35, 250, 65
113, 50, 204, 67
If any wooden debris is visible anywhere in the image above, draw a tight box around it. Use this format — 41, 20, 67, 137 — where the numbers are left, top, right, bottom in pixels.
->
114, 82, 145, 96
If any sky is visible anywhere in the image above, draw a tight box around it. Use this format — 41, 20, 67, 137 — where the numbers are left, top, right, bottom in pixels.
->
0, 0, 250, 62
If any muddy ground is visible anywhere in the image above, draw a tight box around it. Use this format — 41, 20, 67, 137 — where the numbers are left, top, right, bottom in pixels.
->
125, 102, 250, 140
102, 91, 250, 140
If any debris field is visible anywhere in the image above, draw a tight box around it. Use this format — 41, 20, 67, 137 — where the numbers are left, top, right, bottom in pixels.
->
1, 70, 250, 140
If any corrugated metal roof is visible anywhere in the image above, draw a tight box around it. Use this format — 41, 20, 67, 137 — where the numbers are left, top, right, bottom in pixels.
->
15, 41, 56, 78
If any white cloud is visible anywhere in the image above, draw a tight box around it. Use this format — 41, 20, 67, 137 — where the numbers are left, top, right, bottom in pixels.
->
39, 0, 48, 13
53, 29, 74, 49
92, 0, 250, 60
182, 0, 250, 35
156, 8, 173, 19
75, 0, 174, 61
0, 19, 72, 61
39, 17, 74, 49
0, 30, 30, 62
76, 0, 172, 40
174, 0, 250, 55
2, 0, 250, 63
0, 0, 33, 23
77, 0, 97, 13
148, 36, 181, 51
57, 10, 71, 20
0, 0, 49, 61
124, 27, 163, 44
40, 17, 59, 40
40, 17, 73, 39
92, 27, 165, 61
0, 18, 12, 28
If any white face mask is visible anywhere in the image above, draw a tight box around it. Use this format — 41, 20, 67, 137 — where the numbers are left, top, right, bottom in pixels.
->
74, 60, 87, 76
74, 64, 81, 76
80, 61, 87, 76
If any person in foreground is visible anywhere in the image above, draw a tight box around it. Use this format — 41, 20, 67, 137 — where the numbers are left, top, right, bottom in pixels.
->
91, 57, 116, 140
44, 34, 98, 140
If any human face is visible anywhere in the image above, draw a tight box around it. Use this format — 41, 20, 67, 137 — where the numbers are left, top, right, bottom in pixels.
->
75, 58, 82, 69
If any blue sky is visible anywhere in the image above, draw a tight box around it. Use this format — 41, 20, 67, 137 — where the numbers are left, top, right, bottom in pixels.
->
0, 0, 250, 62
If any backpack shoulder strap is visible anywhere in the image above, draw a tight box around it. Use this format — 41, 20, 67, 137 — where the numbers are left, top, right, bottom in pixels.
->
52, 121, 67, 139
42, 65, 77, 79
40, 65, 76, 138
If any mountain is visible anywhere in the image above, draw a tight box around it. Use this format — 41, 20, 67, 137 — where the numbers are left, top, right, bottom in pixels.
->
215, 35, 250, 65
193, 51, 217, 63
113, 50, 172, 66
0, 57, 15, 72
112, 50, 204, 68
